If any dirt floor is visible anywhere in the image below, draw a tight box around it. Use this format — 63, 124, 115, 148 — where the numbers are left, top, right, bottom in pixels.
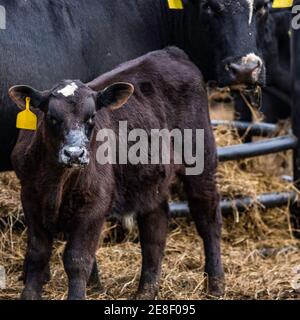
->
0, 102, 300, 300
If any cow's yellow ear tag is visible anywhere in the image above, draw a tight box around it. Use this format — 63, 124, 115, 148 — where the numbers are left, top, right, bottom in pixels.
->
16, 97, 37, 131
272, 0, 293, 8
168, 0, 184, 10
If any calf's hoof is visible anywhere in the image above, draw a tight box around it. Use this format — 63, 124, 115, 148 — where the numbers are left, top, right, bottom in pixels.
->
20, 289, 42, 300
88, 282, 104, 295
42, 269, 51, 285
67, 291, 86, 300
67, 295, 86, 301
134, 292, 157, 300
87, 274, 103, 294
207, 276, 225, 297
134, 284, 159, 300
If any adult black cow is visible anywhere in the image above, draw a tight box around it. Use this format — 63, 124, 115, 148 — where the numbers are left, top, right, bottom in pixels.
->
0, 0, 268, 171
234, 8, 292, 124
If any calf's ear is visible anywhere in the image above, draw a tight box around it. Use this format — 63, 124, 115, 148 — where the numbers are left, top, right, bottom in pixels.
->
96, 82, 134, 111
8, 85, 50, 110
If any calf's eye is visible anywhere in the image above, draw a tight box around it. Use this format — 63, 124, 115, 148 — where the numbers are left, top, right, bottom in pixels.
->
203, 3, 212, 12
48, 115, 59, 126
203, 3, 216, 15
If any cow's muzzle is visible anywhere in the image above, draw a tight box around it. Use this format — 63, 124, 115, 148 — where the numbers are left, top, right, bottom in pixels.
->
221, 53, 265, 87
227, 61, 261, 84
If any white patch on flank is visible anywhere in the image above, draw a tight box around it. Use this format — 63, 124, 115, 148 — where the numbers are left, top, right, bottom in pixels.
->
122, 213, 136, 232
57, 82, 78, 97
109, 211, 136, 232
246, 0, 254, 25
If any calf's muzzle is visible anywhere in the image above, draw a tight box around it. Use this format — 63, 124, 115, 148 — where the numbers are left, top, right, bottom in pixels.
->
62, 146, 89, 167
59, 129, 90, 168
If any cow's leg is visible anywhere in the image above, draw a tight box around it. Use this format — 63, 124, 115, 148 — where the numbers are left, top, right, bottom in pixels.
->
63, 214, 105, 300
21, 226, 53, 300
183, 174, 224, 297
87, 257, 103, 292
261, 90, 291, 123
135, 201, 169, 300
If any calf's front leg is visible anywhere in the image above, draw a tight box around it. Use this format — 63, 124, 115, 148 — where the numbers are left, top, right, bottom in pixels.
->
21, 226, 53, 300
63, 215, 105, 300
22, 255, 51, 285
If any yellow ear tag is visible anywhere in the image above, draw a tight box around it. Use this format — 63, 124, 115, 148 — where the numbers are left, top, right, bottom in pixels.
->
272, 0, 293, 8
16, 97, 37, 131
168, 0, 184, 10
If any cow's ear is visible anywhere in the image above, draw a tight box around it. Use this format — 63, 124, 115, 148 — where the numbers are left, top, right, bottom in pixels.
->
8, 85, 50, 111
96, 82, 134, 111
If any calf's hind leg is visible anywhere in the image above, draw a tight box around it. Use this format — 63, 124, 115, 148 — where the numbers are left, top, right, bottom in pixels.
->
135, 201, 169, 300
183, 174, 224, 297
87, 257, 103, 292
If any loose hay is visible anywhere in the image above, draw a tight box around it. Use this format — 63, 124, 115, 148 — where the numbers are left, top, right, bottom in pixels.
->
0, 107, 300, 300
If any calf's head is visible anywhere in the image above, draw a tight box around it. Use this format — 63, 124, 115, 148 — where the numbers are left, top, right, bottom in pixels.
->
184, 0, 271, 87
9, 80, 134, 168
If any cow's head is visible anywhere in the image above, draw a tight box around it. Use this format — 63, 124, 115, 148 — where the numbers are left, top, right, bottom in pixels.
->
9, 80, 134, 168
182, 0, 271, 87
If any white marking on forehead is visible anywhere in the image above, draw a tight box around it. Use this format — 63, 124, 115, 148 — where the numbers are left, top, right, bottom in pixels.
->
246, 0, 254, 25
57, 82, 78, 97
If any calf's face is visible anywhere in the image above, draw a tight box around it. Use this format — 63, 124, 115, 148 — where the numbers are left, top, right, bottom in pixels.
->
9, 80, 134, 168
188, 0, 271, 87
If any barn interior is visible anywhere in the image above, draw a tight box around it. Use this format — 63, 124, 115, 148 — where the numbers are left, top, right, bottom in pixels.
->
0, 98, 299, 300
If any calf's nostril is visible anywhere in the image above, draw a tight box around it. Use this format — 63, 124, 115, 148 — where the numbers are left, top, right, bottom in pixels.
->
64, 149, 71, 158
79, 150, 85, 158
63, 147, 87, 163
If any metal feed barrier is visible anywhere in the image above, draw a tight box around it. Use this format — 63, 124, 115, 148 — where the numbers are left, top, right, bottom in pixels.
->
213, 121, 298, 162
169, 120, 298, 217
170, 4, 300, 238
170, 192, 297, 217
